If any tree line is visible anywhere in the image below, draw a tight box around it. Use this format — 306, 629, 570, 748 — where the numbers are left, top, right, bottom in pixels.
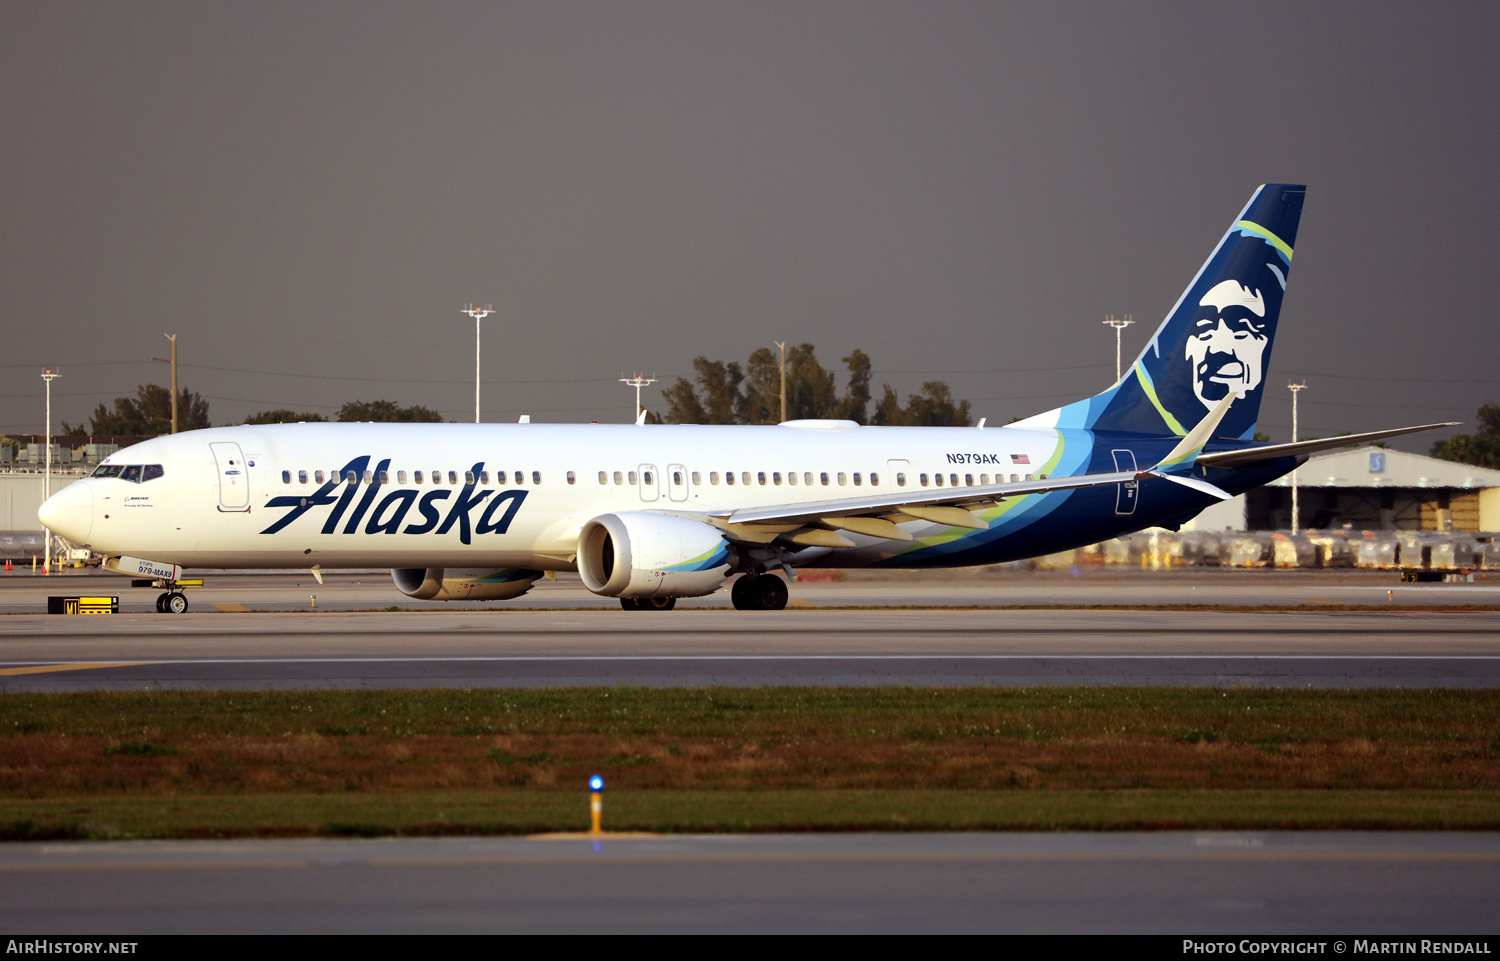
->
1430, 401, 1500, 469
660, 345, 972, 427
58, 385, 443, 436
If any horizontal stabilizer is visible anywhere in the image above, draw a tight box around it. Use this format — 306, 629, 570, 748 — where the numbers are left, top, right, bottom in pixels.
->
1195, 423, 1458, 468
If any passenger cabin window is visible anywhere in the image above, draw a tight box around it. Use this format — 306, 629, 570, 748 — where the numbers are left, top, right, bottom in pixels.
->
641, 471, 651, 485
710, 472, 719, 485
757, 472, 766, 485
934, 474, 944, 487
920, 473, 929, 486
281, 470, 291, 484
397, 471, 407, 484
837, 472, 847, 486
480, 471, 490, 485
853, 473, 862, 486
787, 472, 797, 486
298, 470, 309, 484
870, 472, 879, 486
448, 471, 458, 485
628, 471, 638, 485
772, 472, 781, 485
347, 470, 358, 484
613, 471, 623, 485
464, 471, 474, 485
514, 471, 523, 484
691, 471, 700, 485
315, 470, 325, 484
414, 471, 423, 484
378, 470, 388, 484
965, 474, 973, 486
599, 471, 608, 485
897, 473, 906, 487
803, 472, 812, 485
673, 470, 683, 485
567, 471, 576, 485
724, 472, 734, 485
820, 472, 829, 486
364, 471, 374, 484
980, 474, 989, 485
741, 472, 750, 486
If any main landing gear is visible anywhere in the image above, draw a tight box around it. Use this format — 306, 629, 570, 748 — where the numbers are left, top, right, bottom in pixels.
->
620, 597, 677, 611
155, 591, 189, 614
731, 573, 789, 611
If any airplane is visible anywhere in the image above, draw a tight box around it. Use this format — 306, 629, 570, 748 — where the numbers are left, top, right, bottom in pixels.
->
39, 183, 1452, 614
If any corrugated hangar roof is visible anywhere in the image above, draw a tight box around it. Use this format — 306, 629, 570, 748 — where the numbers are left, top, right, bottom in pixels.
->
1265, 446, 1500, 489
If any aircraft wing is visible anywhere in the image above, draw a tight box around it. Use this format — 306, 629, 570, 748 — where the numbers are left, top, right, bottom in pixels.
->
1195, 422, 1457, 468
699, 392, 1242, 548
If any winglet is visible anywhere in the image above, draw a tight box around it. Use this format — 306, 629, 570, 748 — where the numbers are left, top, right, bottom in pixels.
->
1154, 390, 1240, 472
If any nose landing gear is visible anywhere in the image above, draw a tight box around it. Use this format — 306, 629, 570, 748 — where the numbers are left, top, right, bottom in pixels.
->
155, 591, 189, 614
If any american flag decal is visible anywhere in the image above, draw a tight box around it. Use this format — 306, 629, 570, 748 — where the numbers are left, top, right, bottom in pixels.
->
1011, 454, 1030, 465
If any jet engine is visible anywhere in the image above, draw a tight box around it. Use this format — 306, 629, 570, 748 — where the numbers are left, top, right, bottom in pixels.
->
577, 512, 735, 598
391, 568, 543, 601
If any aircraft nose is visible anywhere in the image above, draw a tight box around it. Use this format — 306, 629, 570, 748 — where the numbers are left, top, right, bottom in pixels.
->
38, 480, 92, 544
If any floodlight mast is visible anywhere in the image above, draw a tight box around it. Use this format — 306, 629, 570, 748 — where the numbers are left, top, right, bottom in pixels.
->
1288, 381, 1308, 534
619, 374, 656, 422
1103, 315, 1134, 383
461, 305, 493, 424
40, 368, 60, 573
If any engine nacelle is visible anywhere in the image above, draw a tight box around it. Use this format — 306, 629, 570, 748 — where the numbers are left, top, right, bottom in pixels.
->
391, 567, 543, 601
577, 512, 735, 598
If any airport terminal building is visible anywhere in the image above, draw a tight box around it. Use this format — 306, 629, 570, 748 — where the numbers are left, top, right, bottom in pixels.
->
1188, 446, 1500, 533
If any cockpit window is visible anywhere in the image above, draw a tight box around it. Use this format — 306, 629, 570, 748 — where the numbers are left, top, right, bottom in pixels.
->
94, 464, 164, 483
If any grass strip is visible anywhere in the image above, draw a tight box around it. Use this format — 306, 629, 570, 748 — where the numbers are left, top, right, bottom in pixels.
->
3, 688, 1497, 836
1, 790, 1497, 840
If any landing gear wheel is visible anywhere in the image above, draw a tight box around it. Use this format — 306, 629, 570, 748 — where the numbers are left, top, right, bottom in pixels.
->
619, 598, 641, 611
640, 596, 676, 611
731, 575, 757, 610
750, 575, 788, 611
164, 592, 189, 614
734, 574, 788, 611
155, 592, 170, 613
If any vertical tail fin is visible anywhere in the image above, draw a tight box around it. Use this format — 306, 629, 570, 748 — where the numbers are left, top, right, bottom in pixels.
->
1020, 183, 1305, 439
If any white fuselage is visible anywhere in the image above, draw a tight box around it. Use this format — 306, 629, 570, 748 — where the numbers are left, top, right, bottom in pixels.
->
47, 421, 1070, 571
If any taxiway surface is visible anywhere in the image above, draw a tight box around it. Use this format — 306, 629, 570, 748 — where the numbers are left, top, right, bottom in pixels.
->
3, 605, 1499, 689
3, 832, 1496, 933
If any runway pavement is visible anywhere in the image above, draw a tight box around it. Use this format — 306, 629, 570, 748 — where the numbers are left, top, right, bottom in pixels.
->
3, 605, 1499, 689
4, 566, 1499, 612
2, 832, 1497, 933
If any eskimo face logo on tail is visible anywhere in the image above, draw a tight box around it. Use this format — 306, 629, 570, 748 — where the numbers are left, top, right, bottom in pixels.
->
1186, 279, 1269, 411
259, 456, 527, 545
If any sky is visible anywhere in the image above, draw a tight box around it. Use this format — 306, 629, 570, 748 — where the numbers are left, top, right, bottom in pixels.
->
2, 2, 1497, 449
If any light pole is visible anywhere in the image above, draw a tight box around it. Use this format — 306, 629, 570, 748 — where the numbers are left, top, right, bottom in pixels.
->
1288, 381, 1307, 534
619, 374, 656, 422
461, 304, 493, 423
1103, 315, 1134, 382
40, 368, 60, 573
774, 341, 787, 423
164, 334, 177, 432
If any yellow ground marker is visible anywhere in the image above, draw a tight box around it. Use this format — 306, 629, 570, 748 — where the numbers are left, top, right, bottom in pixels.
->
212, 603, 249, 613
0, 662, 146, 677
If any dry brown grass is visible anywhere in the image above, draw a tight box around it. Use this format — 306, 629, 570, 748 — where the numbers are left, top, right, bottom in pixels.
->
2, 688, 1497, 798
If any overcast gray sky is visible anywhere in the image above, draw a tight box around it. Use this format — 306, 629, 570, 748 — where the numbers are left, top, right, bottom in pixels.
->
3, 2, 1496, 448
